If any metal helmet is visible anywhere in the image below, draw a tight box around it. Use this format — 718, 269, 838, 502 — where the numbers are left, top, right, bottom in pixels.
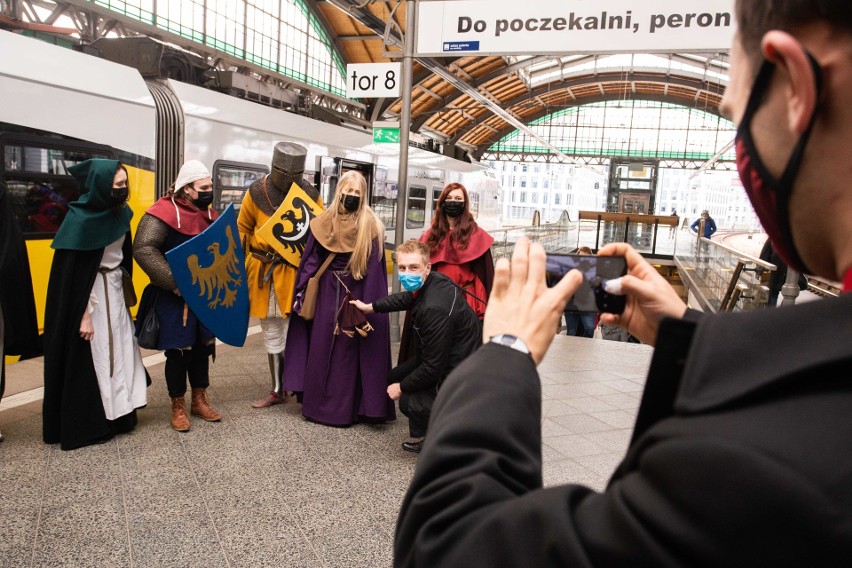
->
271, 142, 307, 176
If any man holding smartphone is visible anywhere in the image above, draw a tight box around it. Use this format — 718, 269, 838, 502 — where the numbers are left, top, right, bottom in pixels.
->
394, 1, 852, 564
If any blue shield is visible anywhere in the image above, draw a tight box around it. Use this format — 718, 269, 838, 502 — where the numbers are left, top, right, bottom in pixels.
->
166, 205, 249, 347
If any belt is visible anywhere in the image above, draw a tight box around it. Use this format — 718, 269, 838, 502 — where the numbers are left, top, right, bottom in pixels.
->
249, 247, 284, 286
97, 266, 121, 377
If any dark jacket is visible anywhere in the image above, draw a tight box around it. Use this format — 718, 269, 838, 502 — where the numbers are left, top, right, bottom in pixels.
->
374, 272, 480, 393
395, 294, 852, 566
760, 239, 808, 293
691, 216, 717, 238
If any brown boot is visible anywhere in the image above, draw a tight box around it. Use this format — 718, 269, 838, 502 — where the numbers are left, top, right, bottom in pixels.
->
190, 388, 221, 422
170, 397, 190, 432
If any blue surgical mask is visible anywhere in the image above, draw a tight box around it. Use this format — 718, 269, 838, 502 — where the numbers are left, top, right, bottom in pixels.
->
399, 273, 424, 292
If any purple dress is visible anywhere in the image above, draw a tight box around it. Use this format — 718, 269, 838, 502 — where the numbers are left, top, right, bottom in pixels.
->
284, 234, 395, 426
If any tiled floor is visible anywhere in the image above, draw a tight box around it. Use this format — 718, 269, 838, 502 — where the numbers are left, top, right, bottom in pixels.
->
0, 333, 652, 568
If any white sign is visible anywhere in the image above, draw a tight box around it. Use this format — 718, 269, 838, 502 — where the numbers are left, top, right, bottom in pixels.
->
415, 0, 736, 56
346, 63, 402, 99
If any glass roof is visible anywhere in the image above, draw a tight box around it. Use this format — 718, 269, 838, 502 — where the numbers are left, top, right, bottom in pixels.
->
489, 100, 736, 162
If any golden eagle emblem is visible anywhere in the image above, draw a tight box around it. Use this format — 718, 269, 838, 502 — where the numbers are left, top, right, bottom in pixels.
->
187, 225, 243, 309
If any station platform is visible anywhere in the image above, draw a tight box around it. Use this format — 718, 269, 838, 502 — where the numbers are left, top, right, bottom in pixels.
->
0, 331, 652, 567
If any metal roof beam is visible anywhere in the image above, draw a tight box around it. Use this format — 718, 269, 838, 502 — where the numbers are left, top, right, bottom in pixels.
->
417, 58, 573, 160
448, 69, 723, 145
469, 92, 724, 158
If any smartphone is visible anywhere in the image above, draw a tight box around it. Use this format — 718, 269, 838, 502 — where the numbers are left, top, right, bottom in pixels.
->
545, 253, 627, 314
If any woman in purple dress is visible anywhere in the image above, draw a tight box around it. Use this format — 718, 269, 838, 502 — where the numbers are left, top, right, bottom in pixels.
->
284, 171, 394, 426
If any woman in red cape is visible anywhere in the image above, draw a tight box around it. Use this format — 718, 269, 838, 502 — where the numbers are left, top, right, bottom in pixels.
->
399, 182, 494, 363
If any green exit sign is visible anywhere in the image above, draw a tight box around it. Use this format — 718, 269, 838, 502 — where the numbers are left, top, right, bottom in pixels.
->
373, 127, 400, 144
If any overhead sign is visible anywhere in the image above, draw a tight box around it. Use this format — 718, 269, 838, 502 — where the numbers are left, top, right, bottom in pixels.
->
346, 63, 401, 99
415, 0, 736, 56
373, 121, 401, 144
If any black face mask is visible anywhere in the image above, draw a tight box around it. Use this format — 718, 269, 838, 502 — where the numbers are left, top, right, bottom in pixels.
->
734, 52, 822, 275
442, 200, 465, 218
193, 191, 214, 209
343, 195, 360, 212
111, 186, 129, 204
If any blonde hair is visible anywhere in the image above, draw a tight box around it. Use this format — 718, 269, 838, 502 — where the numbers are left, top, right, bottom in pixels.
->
327, 171, 384, 279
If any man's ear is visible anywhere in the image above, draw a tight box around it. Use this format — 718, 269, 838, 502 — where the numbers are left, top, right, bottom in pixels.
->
761, 30, 820, 135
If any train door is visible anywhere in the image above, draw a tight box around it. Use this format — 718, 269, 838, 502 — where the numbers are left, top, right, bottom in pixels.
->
1, 132, 115, 330
315, 156, 375, 207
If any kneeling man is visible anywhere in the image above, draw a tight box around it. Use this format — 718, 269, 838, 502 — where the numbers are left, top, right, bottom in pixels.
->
352, 240, 481, 453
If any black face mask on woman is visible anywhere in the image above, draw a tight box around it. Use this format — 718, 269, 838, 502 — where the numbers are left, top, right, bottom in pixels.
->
734, 52, 823, 275
343, 195, 360, 212
193, 191, 214, 209
110, 186, 129, 204
442, 200, 465, 218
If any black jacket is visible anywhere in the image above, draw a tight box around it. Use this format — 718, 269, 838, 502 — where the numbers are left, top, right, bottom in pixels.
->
374, 272, 481, 393
395, 294, 852, 566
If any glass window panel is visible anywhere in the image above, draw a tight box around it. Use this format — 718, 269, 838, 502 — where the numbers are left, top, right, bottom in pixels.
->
97, 0, 345, 96
3, 143, 111, 236
406, 185, 426, 228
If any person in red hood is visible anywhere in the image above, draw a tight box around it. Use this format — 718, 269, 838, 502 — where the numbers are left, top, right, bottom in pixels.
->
397, 183, 494, 364
133, 160, 222, 433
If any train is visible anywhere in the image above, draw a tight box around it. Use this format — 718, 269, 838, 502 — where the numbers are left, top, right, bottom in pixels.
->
0, 30, 502, 334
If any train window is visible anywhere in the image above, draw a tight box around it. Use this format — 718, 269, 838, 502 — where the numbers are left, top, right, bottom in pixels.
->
469, 191, 481, 219
212, 161, 268, 212
407, 184, 427, 229
371, 181, 397, 230
432, 185, 443, 211
2, 140, 112, 238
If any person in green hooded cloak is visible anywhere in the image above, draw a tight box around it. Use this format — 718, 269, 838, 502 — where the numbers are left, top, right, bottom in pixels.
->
42, 159, 148, 451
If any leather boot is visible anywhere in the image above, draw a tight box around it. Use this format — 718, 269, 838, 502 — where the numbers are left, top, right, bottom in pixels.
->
190, 388, 221, 422
170, 397, 190, 432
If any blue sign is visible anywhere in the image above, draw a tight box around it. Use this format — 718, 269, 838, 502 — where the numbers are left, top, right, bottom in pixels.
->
166, 204, 249, 347
443, 41, 480, 52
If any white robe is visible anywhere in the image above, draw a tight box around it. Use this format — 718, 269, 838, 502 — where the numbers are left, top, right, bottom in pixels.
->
87, 236, 147, 420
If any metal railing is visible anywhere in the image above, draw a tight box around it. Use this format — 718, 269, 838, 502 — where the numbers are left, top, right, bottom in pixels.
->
490, 211, 681, 259
577, 212, 680, 258
490, 221, 579, 259
674, 237, 777, 312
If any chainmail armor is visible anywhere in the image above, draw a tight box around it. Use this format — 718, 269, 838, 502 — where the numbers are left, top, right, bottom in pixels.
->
248, 176, 288, 216
133, 214, 177, 291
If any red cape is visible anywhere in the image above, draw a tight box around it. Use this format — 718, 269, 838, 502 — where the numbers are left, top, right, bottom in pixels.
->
420, 226, 494, 265
145, 195, 219, 236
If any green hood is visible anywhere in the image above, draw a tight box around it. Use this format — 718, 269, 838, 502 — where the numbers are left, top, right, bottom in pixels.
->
51, 159, 133, 251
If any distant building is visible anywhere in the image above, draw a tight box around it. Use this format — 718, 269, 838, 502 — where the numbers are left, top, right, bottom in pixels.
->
486, 161, 607, 225
656, 168, 759, 230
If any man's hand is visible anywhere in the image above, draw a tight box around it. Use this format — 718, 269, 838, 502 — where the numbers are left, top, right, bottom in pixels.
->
350, 299, 374, 314
483, 238, 582, 365
172, 288, 182, 297
597, 243, 687, 345
79, 311, 94, 341
387, 383, 402, 401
